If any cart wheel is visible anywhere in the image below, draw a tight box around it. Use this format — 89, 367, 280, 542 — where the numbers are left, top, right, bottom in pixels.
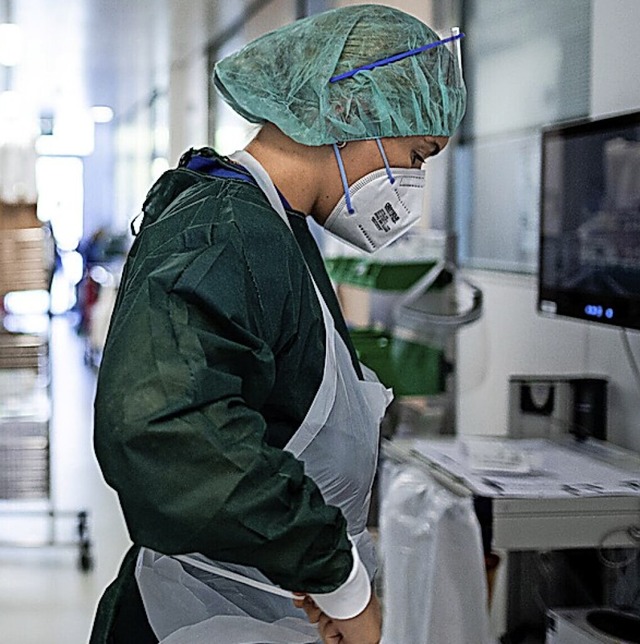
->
77, 511, 93, 572
77, 511, 88, 540
79, 552, 94, 572
78, 543, 94, 572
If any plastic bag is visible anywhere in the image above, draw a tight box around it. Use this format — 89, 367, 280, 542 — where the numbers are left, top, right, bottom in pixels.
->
379, 461, 494, 643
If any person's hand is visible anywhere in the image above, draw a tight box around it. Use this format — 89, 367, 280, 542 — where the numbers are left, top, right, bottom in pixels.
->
294, 593, 381, 644
294, 593, 323, 624
317, 595, 381, 644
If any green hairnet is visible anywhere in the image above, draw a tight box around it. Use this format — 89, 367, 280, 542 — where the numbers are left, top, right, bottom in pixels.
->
213, 4, 466, 146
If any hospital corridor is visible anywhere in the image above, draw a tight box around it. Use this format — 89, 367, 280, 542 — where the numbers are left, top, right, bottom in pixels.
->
0, 316, 130, 642
1, 1, 640, 643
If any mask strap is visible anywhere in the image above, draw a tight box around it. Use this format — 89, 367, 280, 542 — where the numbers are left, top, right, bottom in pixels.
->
375, 139, 395, 185
332, 143, 355, 215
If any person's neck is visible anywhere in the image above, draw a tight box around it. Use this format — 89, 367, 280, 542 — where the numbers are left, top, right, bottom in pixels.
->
244, 124, 334, 219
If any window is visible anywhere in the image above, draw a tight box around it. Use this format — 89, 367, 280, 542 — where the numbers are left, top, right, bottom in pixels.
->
456, 0, 592, 272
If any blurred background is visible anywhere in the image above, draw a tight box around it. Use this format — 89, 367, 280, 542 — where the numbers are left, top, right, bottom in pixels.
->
0, 1, 639, 642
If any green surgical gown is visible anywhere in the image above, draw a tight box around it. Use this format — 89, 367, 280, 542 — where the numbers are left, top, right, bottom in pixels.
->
90, 152, 362, 642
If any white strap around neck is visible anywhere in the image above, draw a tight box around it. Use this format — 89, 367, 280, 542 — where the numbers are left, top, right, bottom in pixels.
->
229, 150, 339, 458
230, 150, 292, 231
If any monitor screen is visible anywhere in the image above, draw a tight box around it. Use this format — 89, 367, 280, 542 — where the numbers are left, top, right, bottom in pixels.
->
538, 110, 640, 330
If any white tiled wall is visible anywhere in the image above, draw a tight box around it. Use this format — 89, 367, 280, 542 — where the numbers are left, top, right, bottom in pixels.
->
456, 271, 640, 451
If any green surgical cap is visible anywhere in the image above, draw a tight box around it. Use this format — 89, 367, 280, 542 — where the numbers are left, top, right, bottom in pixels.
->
213, 4, 467, 146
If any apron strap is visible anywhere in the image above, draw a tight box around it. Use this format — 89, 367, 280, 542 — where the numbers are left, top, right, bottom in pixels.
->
174, 554, 296, 600
229, 150, 339, 456
230, 150, 292, 230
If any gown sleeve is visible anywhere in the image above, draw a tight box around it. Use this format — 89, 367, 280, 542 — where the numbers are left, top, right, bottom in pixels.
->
93, 196, 353, 594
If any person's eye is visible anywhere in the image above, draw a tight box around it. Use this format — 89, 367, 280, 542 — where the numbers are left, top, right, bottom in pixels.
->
410, 151, 426, 167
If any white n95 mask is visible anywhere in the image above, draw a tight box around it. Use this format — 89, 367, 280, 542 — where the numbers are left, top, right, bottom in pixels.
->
324, 142, 425, 253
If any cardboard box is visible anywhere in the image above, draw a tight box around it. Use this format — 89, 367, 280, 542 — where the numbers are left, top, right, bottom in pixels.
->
0, 202, 39, 230
0, 335, 48, 370
0, 227, 51, 296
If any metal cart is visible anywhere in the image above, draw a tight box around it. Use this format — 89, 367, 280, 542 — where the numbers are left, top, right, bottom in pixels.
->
0, 325, 94, 572
382, 437, 640, 642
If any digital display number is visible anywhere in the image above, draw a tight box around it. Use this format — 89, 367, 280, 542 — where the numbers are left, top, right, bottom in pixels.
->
585, 304, 614, 320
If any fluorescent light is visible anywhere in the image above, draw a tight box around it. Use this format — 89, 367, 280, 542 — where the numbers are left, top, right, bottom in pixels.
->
0, 23, 24, 67
36, 110, 95, 156
3, 290, 50, 316
90, 105, 114, 123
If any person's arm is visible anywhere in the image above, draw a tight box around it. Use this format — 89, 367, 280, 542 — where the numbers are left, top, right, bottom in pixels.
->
94, 217, 355, 595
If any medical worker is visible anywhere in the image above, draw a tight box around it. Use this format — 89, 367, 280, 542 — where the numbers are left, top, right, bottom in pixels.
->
90, 4, 466, 643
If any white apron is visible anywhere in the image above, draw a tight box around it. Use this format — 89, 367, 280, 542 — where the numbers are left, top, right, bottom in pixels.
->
135, 151, 393, 644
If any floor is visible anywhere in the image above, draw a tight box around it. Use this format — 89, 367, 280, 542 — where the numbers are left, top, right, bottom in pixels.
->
0, 315, 131, 644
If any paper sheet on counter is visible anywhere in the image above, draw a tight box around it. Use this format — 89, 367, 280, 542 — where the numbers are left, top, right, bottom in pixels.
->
409, 438, 640, 499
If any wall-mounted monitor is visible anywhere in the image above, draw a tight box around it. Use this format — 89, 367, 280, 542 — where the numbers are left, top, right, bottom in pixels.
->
538, 110, 640, 331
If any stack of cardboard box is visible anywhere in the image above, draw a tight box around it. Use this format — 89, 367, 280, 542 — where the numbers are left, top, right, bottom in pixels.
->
0, 201, 52, 502
0, 202, 51, 301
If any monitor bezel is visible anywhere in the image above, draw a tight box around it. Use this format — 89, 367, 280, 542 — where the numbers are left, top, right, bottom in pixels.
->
538, 109, 640, 331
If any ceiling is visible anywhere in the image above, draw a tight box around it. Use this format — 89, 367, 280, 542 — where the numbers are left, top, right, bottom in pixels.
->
4, 0, 171, 125
4, 0, 300, 135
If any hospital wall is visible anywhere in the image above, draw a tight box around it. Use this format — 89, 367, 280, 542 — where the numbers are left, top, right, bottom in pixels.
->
456, 0, 640, 453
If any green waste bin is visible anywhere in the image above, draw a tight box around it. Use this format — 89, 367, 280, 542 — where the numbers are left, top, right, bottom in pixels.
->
324, 258, 437, 291
350, 328, 445, 396
325, 257, 447, 395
